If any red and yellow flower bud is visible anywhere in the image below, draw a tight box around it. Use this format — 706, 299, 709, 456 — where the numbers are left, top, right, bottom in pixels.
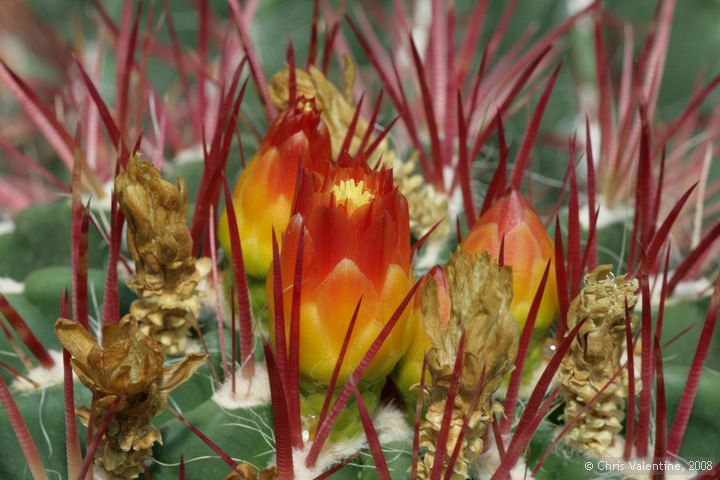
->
461, 189, 559, 333
268, 160, 418, 388
218, 97, 332, 278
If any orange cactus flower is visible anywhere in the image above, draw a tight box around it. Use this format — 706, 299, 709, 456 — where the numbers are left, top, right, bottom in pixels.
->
218, 97, 332, 277
461, 189, 559, 333
268, 158, 418, 388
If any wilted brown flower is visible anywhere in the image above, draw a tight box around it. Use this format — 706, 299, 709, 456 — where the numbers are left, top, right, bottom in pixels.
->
419, 251, 518, 479
115, 155, 210, 354
55, 315, 206, 478
269, 65, 449, 239
558, 265, 639, 456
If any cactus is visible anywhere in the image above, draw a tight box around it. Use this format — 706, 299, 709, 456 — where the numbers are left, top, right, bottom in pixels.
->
1, 1, 720, 480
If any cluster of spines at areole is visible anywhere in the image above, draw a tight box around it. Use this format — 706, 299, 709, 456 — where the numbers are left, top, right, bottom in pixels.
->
0, 0, 719, 479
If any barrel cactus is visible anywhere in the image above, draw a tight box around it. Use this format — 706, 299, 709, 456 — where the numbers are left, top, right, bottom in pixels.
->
1, 1, 719, 479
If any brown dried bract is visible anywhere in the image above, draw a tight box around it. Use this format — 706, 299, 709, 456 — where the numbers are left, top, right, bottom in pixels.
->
419, 251, 518, 479
115, 155, 209, 354
55, 316, 206, 479
269, 65, 449, 239
558, 265, 639, 456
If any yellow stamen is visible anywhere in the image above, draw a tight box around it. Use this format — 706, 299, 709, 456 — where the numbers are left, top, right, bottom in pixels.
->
296, 97, 316, 114
331, 179, 374, 214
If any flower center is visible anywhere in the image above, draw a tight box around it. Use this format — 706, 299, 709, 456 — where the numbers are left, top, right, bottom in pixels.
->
295, 97, 318, 115
331, 179, 374, 214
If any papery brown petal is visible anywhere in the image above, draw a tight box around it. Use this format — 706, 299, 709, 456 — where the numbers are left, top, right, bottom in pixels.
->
95, 394, 122, 410
159, 353, 208, 393
421, 273, 442, 344
70, 359, 100, 392
132, 425, 162, 451
54, 317, 98, 364
76, 406, 91, 427
101, 317, 129, 347
224, 463, 277, 480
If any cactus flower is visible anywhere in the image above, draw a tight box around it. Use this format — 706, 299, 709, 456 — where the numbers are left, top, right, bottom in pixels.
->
218, 97, 332, 278
269, 159, 417, 389
461, 189, 559, 333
